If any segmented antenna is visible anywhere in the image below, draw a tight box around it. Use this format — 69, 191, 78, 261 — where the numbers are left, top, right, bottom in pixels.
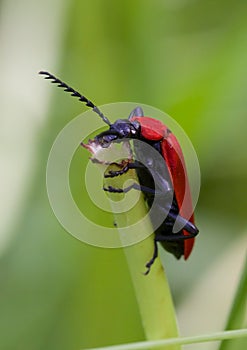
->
39, 71, 111, 126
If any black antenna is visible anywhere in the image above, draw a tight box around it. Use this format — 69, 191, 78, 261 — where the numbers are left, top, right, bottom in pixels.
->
39, 71, 111, 126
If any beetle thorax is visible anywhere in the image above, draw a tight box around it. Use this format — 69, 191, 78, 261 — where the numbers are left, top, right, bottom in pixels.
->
112, 119, 140, 136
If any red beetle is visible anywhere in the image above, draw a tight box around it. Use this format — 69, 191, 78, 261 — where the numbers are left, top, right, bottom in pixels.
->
40, 71, 199, 274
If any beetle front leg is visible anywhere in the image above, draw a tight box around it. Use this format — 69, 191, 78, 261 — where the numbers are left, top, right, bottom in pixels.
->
104, 160, 145, 178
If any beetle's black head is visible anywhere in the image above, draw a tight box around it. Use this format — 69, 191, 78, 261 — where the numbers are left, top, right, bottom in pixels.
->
94, 106, 144, 147
95, 118, 141, 147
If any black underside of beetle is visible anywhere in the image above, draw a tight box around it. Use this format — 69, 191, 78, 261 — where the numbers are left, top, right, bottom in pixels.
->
134, 140, 185, 259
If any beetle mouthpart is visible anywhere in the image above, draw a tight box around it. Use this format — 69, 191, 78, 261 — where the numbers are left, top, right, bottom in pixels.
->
81, 139, 102, 154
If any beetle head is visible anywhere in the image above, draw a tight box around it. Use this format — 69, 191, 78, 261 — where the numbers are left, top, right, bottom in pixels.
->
95, 119, 141, 148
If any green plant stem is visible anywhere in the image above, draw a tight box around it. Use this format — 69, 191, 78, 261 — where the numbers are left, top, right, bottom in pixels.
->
124, 236, 179, 343
107, 167, 180, 350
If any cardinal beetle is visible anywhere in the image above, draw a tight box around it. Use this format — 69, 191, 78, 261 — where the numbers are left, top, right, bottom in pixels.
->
40, 71, 199, 274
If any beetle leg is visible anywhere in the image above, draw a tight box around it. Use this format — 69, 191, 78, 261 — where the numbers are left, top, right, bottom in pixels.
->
144, 226, 199, 275
103, 182, 156, 194
155, 203, 199, 236
104, 181, 173, 196
104, 160, 144, 178
104, 185, 198, 236
164, 210, 199, 236
144, 238, 158, 275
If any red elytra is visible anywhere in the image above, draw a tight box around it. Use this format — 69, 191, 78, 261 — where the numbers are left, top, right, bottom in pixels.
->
131, 116, 195, 259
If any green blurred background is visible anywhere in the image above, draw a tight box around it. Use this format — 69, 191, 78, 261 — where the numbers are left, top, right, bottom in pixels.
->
0, 1, 246, 349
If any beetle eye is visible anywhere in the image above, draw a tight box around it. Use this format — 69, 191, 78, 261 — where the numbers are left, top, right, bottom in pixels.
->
100, 139, 109, 148
120, 126, 130, 137
100, 137, 111, 148
119, 129, 126, 137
